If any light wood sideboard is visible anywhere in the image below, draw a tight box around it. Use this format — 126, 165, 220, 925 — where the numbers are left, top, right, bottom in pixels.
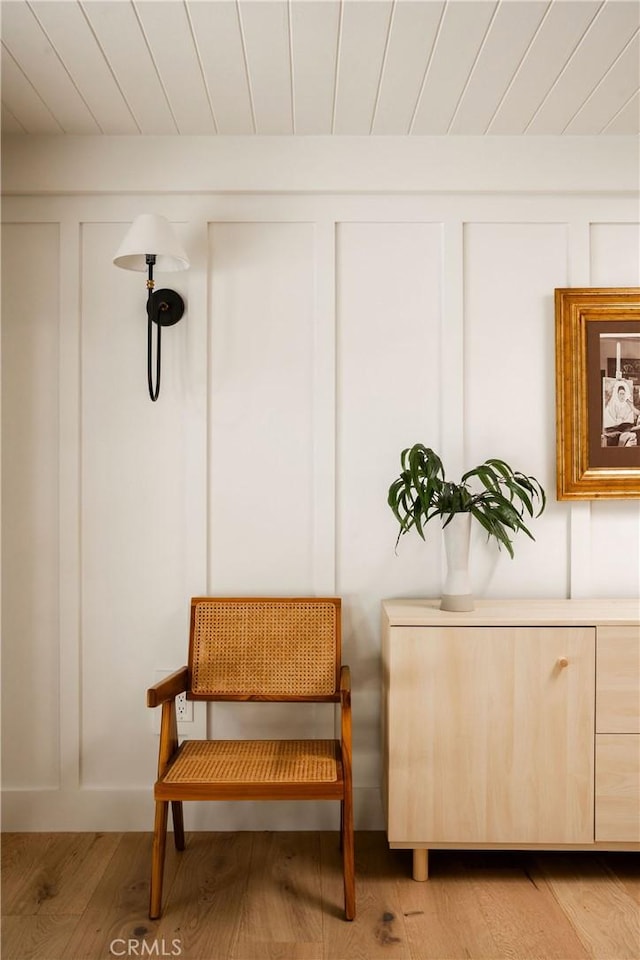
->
381, 598, 640, 881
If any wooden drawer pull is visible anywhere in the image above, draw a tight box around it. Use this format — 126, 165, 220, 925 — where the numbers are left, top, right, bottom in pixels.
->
557, 656, 569, 668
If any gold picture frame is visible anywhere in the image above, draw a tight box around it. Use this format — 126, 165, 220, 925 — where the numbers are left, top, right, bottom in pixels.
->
555, 287, 640, 500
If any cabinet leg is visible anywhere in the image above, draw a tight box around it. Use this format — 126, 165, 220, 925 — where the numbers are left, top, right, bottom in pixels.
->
412, 848, 428, 881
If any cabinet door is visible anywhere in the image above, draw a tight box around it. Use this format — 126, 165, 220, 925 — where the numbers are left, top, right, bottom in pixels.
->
387, 626, 595, 844
596, 626, 640, 734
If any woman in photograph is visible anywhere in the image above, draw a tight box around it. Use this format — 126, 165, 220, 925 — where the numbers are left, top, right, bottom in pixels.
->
603, 380, 640, 446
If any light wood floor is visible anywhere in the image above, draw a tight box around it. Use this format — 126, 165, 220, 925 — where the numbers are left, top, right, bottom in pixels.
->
1, 831, 638, 960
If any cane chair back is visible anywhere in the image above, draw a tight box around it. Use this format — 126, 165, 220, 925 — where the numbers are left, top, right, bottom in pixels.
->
189, 597, 339, 698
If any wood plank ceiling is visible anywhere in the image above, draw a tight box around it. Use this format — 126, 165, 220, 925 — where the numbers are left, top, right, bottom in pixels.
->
1, 0, 639, 136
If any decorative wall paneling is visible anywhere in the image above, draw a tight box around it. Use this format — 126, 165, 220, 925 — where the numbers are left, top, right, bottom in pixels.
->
208, 221, 316, 594
463, 222, 569, 599
80, 222, 195, 789
1, 223, 61, 790
1, 191, 638, 830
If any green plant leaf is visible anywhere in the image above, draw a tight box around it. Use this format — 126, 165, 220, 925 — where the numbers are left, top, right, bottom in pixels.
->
387, 445, 545, 556
470, 504, 515, 558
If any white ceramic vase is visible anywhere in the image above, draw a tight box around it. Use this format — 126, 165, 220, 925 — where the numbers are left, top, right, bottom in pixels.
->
440, 512, 474, 612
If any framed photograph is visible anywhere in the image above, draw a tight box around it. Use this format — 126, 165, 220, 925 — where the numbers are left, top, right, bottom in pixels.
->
555, 287, 640, 500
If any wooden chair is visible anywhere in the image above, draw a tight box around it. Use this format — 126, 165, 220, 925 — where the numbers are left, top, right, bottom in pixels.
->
146, 596, 355, 920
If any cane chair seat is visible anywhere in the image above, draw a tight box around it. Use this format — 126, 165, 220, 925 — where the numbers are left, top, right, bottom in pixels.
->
159, 738, 340, 788
146, 596, 354, 921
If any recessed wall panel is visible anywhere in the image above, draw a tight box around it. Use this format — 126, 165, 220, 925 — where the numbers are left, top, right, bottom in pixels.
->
80, 222, 193, 788
1, 223, 60, 788
464, 223, 568, 597
337, 222, 442, 598
209, 222, 315, 593
590, 223, 640, 286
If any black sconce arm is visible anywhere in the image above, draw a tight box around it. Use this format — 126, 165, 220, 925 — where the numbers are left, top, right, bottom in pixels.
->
145, 254, 185, 402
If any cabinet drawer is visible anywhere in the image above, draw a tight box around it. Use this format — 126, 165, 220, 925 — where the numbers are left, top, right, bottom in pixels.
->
596, 626, 640, 734
595, 734, 640, 842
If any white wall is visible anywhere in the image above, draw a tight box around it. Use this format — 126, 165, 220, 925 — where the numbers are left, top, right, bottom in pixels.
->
2, 136, 639, 830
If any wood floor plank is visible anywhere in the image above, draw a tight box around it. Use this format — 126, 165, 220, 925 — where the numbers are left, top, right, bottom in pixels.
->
231, 831, 323, 960
532, 852, 640, 960
602, 852, 640, 905
1, 833, 50, 868
395, 850, 503, 960
234, 946, 320, 960
1, 915, 79, 960
3, 832, 120, 917
154, 831, 252, 960
471, 852, 590, 960
1, 834, 53, 913
61, 831, 180, 960
320, 831, 410, 960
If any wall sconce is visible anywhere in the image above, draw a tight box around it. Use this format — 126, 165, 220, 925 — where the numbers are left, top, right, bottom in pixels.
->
113, 214, 190, 401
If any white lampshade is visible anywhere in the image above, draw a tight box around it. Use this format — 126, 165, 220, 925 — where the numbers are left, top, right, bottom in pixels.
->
113, 214, 190, 272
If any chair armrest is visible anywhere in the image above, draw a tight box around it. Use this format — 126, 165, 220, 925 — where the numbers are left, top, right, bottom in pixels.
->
339, 665, 352, 779
340, 664, 351, 701
147, 666, 189, 707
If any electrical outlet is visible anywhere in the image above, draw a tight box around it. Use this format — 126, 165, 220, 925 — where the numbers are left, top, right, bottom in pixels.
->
151, 669, 205, 737
176, 690, 193, 723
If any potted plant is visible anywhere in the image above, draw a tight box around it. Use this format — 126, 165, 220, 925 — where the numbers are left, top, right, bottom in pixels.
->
387, 444, 546, 611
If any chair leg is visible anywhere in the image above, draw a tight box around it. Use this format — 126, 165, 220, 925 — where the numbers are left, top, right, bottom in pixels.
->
171, 801, 185, 851
341, 794, 355, 921
149, 800, 169, 920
